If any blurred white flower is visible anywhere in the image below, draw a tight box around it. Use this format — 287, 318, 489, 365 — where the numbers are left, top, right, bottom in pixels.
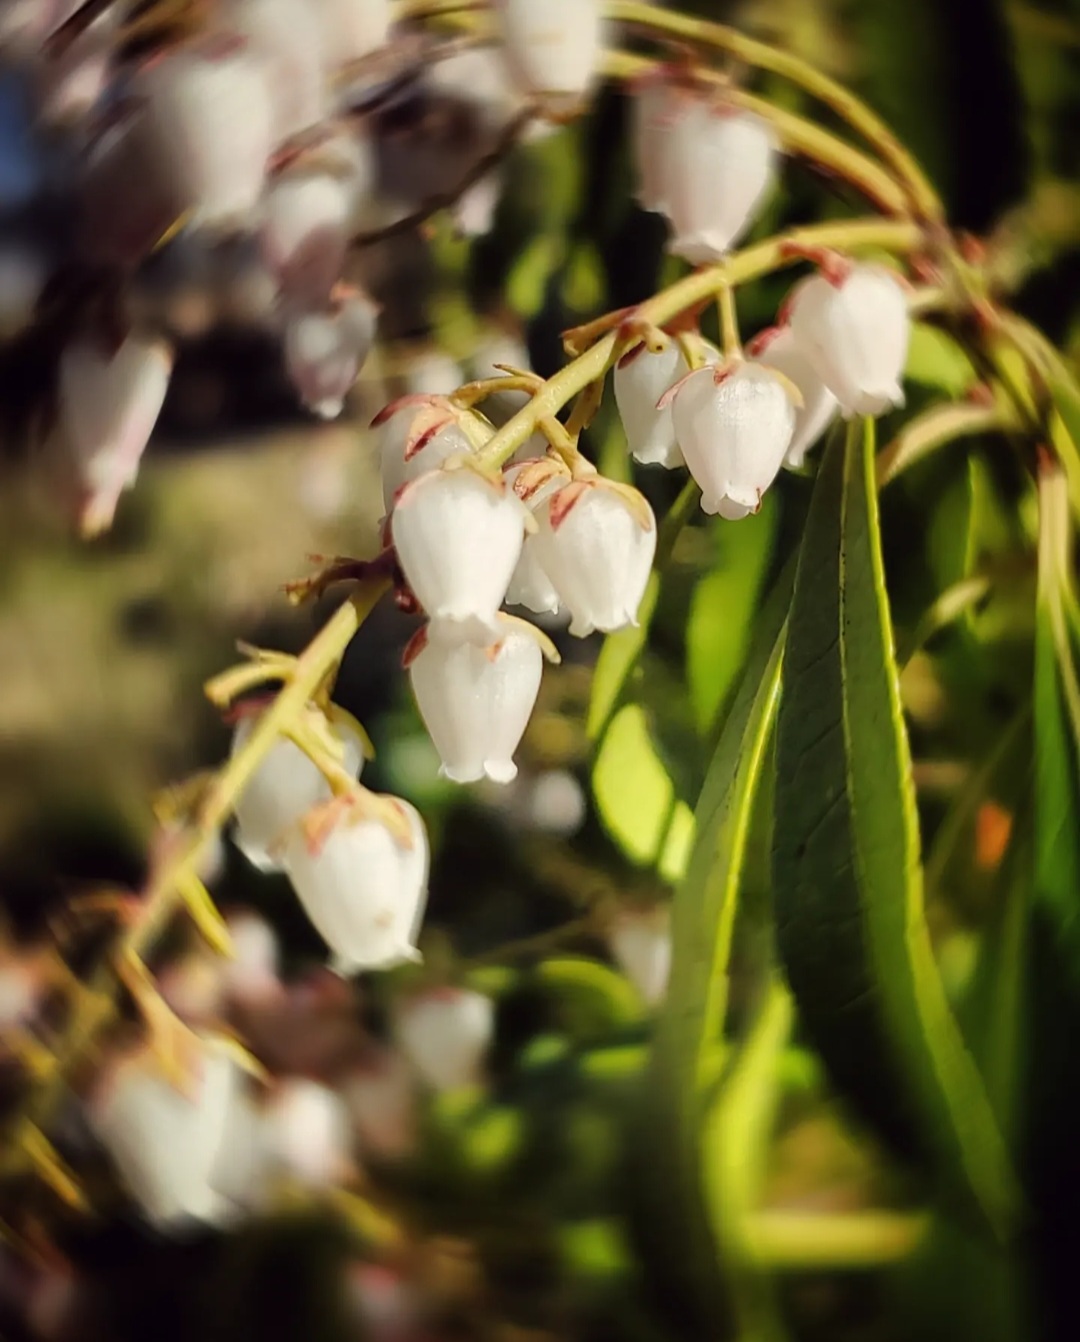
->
232, 706, 366, 872
750, 324, 840, 468
395, 987, 494, 1091
495, 0, 603, 105
608, 906, 672, 1006
284, 288, 379, 419
613, 336, 719, 468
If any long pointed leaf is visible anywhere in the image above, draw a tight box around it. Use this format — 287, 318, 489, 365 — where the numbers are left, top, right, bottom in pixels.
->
773, 419, 1019, 1237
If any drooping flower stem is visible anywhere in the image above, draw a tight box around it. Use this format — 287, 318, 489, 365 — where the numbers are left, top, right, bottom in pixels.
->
474, 216, 924, 472
605, 0, 944, 224
602, 50, 910, 217
1, 580, 391, 1181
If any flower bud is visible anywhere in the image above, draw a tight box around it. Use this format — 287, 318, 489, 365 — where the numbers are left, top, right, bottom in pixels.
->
750, 325, 839, 469
284, 289, 379, 419
533, 479, 656, 637
232, 706, 366, 872
135, 37, 274, 231
282, 794, 429, 973
260, 172, 353, 308
671, 362, 795, 519
391, 468, 528, 645
406, 617, 547, 784
613, 336, 719, 468
663, 101, 778, 264
377, 397, 491, 515
608, 906, 671, 1006
785, 263, 909, 416
495, 0, 602, 105
395, 987, 494, 1091
224, 0, 329, 143
58, 331, 173, 536
261, 1079, 353, 1187
89, 1036, 258, 1229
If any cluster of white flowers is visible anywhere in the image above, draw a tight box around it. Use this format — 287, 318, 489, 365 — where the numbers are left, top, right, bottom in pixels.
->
622, 75, 912, 517
30, 0, 607, 533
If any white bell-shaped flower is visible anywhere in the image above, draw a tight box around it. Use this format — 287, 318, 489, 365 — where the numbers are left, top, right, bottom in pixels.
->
671, 361, 796, 519
260, 172, 353, 308
136, 37, 273, 231
232, 706, 366, 872
89, 1036, 258, 1229
631, 79, 678, 214
224, 0, 328, 143
785, 264, 910, 417
282, 793, 429, 973
608, 907, 671, 1007
452, 171, 502, 239
533, 479, 656, 637
314, 0, 392, 65
391, 467, 528, 645
503, 461, 563, 615
613, 336, 719, 468
495, 0, 602, 104
663, 102, 778, 264
376, 396, 491, 515
750, 325, 839, 468
284, 289, 378, 419
260, 1079, 353, 1188
406, 617, 547, 784
59, 331, 173, 536
395, 987, 494, 1091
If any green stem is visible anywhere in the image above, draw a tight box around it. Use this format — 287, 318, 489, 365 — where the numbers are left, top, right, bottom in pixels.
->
475, 216, 923, 471
3, 581, 390, 1176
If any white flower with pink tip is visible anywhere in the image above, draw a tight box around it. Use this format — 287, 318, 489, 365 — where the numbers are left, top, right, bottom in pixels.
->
376, 396, 493, 516
750, 325, 840, 469
406, 616, 554, 785
533, 477, 657, 636
391, 465, 529, 645
671, 361, 797, 519
613, 335, 720, 468
494, 0, 603, 104
282, 792, 429, 974
785, 262, 910, 417
661, 99, 779, 264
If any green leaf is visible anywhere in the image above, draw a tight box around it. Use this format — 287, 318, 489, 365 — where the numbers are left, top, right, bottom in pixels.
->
700, 979, 793, 1341
906, 323, 979, 398
534, 957, 642, 1041
591, 702, 695, 883
631, 566, 791, 1330
587, 574, 659, 740
1034, 460, 1080, 964
686, 501, 777, 736
773, 419, 1019, 1237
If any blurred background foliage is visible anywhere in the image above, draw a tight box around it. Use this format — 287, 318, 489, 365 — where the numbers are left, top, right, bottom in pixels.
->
4, 1, 1080, 1341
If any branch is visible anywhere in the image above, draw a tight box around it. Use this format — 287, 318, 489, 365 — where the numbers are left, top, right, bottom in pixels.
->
351, 107, 536, 248
0, 580, 390, 1186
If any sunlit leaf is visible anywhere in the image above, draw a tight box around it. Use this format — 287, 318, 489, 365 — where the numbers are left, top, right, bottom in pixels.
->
906, 322, 979, 397
591, 702, 695, 882
773, 418, 1019, 1236
686, 501, 777, 737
